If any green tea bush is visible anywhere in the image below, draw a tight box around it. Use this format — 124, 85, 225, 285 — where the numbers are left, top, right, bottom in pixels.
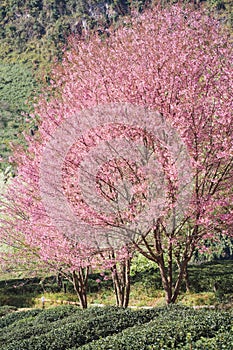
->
77, 308, 233, 350
186, 261, 233, 293
1, 306, 232, 350
33, 304, 79, 323
0, 308, 42, 329
0, 307, 162, 350
0, 276, 62, 295
0, 305, 80, 344
190, 331, 233, 349
0, 306, 17, 317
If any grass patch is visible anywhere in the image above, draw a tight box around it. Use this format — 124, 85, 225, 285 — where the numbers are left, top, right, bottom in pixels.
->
179, 292, 217, 307
1, 260, 233, 309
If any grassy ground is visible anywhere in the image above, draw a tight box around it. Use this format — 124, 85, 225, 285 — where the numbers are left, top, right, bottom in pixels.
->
1, 260, 232, 309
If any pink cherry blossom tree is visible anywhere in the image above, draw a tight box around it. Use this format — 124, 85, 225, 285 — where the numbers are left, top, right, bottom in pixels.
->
0, 179, 97, 308
1, 4, 232, 306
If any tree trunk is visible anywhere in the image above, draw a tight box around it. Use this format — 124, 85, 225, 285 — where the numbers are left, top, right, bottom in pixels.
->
171, 259, 190, 303
132, 220, 194, 305
56, 269, 63, 291
111, 256, 131, 308
72, 267, 89, 309
157, 257, 173, 304
156, 255, 190, 304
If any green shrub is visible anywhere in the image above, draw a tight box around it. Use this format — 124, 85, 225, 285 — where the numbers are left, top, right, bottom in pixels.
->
0, 292, 35, 308
0, 309, 42, 329
1, 305, 233, 350
0, 307, 162, 350
186, 261, 233, 293
0, 306, 17, 317
0, 305, 80, 345
190, 331, 233, 349
76, 308, 233, 350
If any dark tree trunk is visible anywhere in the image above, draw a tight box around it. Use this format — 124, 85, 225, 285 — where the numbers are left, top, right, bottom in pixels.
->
157, 257, 190, 304
56, 269, 63, 290
72, 267, 89, 309
133, 219, 195, 305
110, 251, 132, 308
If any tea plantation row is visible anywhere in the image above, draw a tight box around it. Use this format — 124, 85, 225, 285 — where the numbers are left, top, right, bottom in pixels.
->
0, 305, 232, 349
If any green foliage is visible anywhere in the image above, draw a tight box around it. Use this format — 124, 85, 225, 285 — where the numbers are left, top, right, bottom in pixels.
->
0, 306, 162, 350
131, 253, 163, 289
0, 293, 35, 308
0, 0, 141, 172
0, 62, 39, 171
0, 0, 136, 66
130, 255, 233, 296
0, 305, 17, 317
192, 234, 233, 263
186, 260, 233, 294
180, 292, 217, 307
0, 276, 65, 307
189, 331, 233, 349
77, 307, 233, 350
0, 305, 82, 346
0, 308, 42, 329
0, 276, 57, 295
1, 305, 232, 350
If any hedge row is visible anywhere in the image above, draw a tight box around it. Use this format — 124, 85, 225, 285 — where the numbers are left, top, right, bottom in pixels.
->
189, 331, 233, 350
75, 308, 233, 350
0, 305, 81, 344
0, 306, 17, 317
0, 308, 42, 329
0, 305, 137, 345
0, 306, 162, 350
1, 306, 232, 350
